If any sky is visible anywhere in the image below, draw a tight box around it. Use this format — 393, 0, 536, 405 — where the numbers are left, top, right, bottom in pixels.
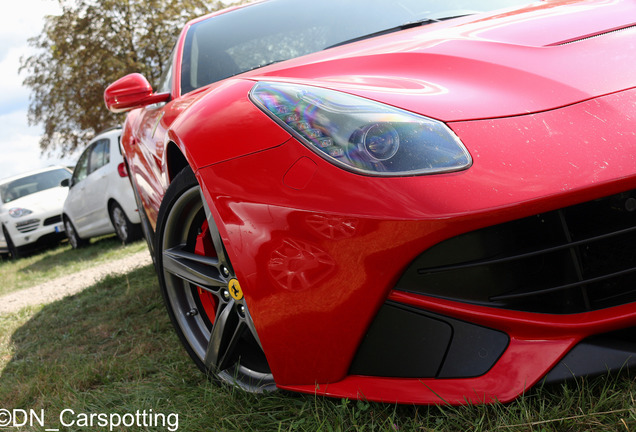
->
0, 1, 241, 182
0, 0, 75, 181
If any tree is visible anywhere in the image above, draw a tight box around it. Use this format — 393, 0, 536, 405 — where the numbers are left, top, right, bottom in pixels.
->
20, 0, 223, 156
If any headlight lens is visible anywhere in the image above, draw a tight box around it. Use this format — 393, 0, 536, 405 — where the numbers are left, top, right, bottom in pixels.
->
9, 208, 33, 218
250, 82, 471, 176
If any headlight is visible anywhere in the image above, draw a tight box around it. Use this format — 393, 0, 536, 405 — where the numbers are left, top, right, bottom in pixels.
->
9, 208, 33, 218
250, 82, 471, 176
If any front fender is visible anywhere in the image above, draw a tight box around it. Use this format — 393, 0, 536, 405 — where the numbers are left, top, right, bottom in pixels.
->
168, 79, 291, 172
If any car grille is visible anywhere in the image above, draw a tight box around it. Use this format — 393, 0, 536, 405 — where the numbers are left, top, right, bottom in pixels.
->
43, 215, 62, 226
395, 189, 636, 314
15, 219, 40, 233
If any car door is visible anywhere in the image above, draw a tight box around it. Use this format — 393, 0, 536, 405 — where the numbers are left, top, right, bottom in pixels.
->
129, 50, 175, 231
65, 145, 91, 234
80, 138, 112, 235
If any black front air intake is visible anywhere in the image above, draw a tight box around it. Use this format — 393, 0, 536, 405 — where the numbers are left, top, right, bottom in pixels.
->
349, 302, 508, 379
43, 215, 62, 226
544, 327, 636, 383
396, 190, 636, 314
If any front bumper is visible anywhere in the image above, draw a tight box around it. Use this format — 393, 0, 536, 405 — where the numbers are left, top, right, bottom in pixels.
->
5, 213, 65, 249
195, 88, 636, 404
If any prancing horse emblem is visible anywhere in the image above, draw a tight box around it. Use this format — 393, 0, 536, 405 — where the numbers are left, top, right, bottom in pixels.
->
228, 279, 243, 300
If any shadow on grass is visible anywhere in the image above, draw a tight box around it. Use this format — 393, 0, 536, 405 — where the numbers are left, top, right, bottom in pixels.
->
0, 264, 423, 431
0, 264, 204, 430
0, 264, 343, 431
19, 235, 127, 275
0, 263, 634, 431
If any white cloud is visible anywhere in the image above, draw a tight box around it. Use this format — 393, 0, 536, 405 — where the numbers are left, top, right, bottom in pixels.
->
0, 0, 239, 181
0, 110, 76, 181
0, 0, 67, 180
0, 0, 59, 41
0, 47, 31, 115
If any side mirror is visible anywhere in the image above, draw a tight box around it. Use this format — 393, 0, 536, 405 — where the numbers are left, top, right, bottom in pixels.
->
104, 73, 170, 113
61, 178, 70, 188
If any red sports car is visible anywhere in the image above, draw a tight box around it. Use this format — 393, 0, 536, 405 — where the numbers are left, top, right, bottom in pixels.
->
105, 0, 636, 404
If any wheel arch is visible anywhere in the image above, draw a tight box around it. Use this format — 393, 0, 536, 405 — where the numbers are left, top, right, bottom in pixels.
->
61, 212, 80, 235
165, 141, 190, 183
106, 197, 135, 222
164, 79, 290, 178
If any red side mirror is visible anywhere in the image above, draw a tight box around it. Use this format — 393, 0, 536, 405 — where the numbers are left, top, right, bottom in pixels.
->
104, 73, 170, 113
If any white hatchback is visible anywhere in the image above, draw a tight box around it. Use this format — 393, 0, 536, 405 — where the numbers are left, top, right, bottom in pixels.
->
62, 127, 141, 248
0, 166, 72, 258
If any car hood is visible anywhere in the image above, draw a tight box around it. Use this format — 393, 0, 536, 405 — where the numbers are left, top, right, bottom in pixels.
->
249, 0, 636, 122
1, 187, 68, 216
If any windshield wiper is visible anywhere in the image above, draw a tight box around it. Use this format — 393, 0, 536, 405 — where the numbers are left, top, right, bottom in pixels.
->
324, 13, 476, 50
325, 18, 439, 50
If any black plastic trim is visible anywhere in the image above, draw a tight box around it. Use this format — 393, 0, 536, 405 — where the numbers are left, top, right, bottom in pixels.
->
544, 328, 636, 383
396, 190, 636, 314
43, 215, 62, 226
350, 301, 508, 379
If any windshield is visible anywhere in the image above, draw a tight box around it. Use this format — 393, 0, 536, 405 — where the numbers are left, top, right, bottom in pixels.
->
180, 0, 530, 93
0, 168, 71, 204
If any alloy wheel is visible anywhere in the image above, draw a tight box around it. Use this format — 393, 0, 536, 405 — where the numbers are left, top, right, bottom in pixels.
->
157, 169, 275, 392
111, 205, 129, 241
65, 219, 81, 249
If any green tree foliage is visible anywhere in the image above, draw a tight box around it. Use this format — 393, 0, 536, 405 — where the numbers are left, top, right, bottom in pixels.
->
20, 0, 224, 156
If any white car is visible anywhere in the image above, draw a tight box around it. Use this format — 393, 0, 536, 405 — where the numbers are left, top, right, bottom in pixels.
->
0, 224, 7, 257
0, 166, 72, 258
62, 127, 141, 248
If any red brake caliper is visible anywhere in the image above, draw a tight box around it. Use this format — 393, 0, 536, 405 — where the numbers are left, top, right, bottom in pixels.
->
194, 220, 218, 324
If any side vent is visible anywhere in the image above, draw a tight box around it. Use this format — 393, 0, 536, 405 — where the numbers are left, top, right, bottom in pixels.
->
553, 24, 636, 46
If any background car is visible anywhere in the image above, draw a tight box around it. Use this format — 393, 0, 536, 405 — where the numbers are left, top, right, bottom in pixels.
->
0, 166, 71, 259
0, 226, 7, 258
62, 127, 141, 248
105, 0, 636, 405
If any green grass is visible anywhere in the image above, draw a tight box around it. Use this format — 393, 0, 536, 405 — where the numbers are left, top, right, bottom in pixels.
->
0, 245, 635, 431
0, 236, 146, 297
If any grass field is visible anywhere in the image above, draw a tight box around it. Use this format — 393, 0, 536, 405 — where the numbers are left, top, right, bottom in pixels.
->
0, 241, 634, 431
0, 236, 147, 297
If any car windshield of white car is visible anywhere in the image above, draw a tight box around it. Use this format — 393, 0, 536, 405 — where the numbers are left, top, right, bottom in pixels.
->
179, 0, 531, 93
0, 169, 71, 204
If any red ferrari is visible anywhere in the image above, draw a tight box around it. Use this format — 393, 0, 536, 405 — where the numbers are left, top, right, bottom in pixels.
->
105, 0, 636, 404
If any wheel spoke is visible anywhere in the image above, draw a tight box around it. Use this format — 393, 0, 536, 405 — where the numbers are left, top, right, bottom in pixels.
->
163, 244, 226, 289
114, 208, 127, 238
200, 190, 233, 274
160, 172, 275, 391
204, 300, 245, 371
242, 305, 264, 351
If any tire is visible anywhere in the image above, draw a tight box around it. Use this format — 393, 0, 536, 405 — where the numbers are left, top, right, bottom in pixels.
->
3, 227, 20, 259
109, 202, 140, 244
64, 217, 87, 249
155, 167, 275, 392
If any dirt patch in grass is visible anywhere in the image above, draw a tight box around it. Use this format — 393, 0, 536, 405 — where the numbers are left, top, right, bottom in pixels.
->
0, 250, 152, 314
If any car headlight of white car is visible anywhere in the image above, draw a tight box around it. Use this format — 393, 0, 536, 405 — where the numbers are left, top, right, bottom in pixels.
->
9, 207, 33, 218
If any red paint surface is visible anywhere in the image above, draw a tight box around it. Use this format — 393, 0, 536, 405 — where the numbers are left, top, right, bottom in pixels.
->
110, 0, 636, 404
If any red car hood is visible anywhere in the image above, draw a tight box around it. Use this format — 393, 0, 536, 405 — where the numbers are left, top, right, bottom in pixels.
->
250, 0, 636, 122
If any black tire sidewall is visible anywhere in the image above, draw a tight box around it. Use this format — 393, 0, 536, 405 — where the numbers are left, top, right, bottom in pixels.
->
154, 166, 210, 374
64, 217, 84, 249
3, 227, 20, 259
